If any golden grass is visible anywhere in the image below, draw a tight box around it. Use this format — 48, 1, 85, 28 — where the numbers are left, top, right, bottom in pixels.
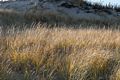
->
0, 24, 120, 80
116, 69, 120, 80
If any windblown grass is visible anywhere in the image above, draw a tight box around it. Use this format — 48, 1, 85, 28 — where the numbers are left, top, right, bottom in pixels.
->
0, 24, 120, 80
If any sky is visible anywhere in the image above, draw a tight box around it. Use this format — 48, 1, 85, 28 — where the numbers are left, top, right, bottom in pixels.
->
87, 0, 120, 6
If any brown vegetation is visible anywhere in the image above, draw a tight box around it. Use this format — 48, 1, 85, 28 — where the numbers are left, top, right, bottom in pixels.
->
0, 24, 120, 80
70, 0, 84, 6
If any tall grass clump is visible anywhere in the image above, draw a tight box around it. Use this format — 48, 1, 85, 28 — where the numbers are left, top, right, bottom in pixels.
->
0, 24, 120, 80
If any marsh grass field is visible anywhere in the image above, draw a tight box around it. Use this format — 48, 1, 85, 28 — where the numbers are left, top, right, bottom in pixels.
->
0, 24, 120, 80
0, 0, 120, 80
